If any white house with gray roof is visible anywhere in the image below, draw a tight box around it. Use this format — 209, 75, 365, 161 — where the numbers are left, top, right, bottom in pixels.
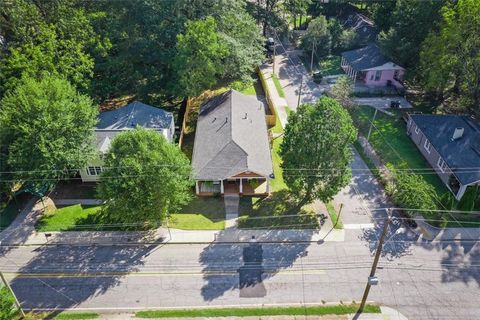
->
80, 101, 174, 182
192, 90, 273, 196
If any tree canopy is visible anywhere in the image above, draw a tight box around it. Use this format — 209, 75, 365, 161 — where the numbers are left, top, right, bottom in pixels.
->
280, 97, 357, 204
419, 0, 480, 116
0, 75, 98, 191
98, 128, 193, 225
300, 15, 331, 58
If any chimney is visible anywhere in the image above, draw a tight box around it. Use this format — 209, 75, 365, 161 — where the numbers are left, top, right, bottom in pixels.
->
452, 127, 464, 140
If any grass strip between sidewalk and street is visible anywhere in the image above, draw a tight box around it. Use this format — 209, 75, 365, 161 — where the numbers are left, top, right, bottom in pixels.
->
135, 304, 381, 318
326, 202, 343, 229
54, 312, 99, 319
272, 74, 285, 98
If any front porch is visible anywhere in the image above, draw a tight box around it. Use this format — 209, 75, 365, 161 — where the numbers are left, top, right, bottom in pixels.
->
196, 177, 270, 197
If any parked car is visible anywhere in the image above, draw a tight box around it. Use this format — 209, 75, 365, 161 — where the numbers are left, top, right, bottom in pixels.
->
312, 72, 323, 84
266, 37, 275, 52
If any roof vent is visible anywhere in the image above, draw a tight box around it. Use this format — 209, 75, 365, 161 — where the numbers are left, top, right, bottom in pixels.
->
243, 113, 248, 119
452, 127, 464, 141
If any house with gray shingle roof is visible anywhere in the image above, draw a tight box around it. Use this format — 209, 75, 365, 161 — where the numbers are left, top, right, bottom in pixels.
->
341, 43, 405, 89
406, 114, 480, 200
192, 90, 273, 196
80, 101, 174, 182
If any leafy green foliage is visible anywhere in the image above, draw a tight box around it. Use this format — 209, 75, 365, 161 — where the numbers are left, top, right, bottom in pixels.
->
0, 76, 98, 190
388, 168, 439, 217
280, 97, 357, 204
0, 287, 19, 320
98, 128, 193, 225
174, 17, 228, 97
300, 16, 331, 58
419, 0, 480, 116
0, 0, 98, 95
378, 0, 443, 69
331, 75, 353, 108
328, 18, 358, 54
284, 0, 311, 29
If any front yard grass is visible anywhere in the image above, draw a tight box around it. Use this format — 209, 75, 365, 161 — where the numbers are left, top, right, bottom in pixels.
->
136, 304, 380, 318
319, 55, 343, 76
349, 107, 448, 195
237, 191, 318, 229
36, 197, 226, 231
54, 312, 99, 319
270, 137, 287, 192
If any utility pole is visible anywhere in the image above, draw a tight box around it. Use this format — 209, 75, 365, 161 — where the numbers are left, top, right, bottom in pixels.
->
310, 41, 316, 74
297, 73, 304, 109
366, 108, 378, 141
0, 271, 25, 318
273, 43, 276, 75
358, 209, 391, 313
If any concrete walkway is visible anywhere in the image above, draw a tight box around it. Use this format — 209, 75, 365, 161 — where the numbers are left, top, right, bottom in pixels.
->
353, 97, 412, 109
54, 199, 104, 206
224, 194, 240, 228
259, 64, 289, 128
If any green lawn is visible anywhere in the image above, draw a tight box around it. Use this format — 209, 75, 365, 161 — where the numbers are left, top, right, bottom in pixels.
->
36, 204, 103, 231
170, 197, 225, 230
54, 312, 99, 320
319, 55, 343, 76
136, 304, 380, 318
237, 191, 318, 229
270, 137, 287, 192
272, 74, 285, 98
326, 202, 343, 229
36, 197, 226, 232
349, 107, 448, 195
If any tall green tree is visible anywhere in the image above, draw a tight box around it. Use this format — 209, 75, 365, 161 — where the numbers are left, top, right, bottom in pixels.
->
369, 1, 398, 32
284, 0, 310, 29
280, 97, 357, 204
0, 287, 19, 320
98, 128, 193, 225
331, 75, 353, 108
300, 15, 331, 58
0, 76, 98, 190
174, 17, 228, 97
378, 0, 444, 69
419, 0, 480, 116
0, 0, 98, 95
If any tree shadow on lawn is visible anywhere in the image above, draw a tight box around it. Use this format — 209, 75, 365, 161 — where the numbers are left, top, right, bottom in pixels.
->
9, 240, 161, 318
237, 190, 326, 229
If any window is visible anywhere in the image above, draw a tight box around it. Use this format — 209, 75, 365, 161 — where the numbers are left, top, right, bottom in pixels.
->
87, 166, 102, 176
423, 139, 432, 154
414, 125, 420, 134
374, 70, 382, 81
370, 73, 374, 81
437, 158, 448, 173
394, 70, 400, 79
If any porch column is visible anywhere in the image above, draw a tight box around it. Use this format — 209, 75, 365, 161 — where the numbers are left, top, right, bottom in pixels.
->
220, 180, 224, 194
341, 57, 345, 67
266, 179, 270, 193
239, 178, 243, 193
353, 70, 357, 82
195, 181, 199, 194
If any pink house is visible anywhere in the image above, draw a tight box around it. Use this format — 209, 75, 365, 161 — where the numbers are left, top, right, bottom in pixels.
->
341, 43, 405, 89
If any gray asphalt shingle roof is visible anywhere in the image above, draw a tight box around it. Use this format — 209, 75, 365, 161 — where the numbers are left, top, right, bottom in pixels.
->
97, 101, 173, 130
341, 43, 392, 71
94, 101, 173, 153
410, 114, 480, 185
192, 90, 273, 180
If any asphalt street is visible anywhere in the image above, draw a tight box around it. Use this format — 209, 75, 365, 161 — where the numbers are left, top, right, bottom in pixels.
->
1, 231, 480, 319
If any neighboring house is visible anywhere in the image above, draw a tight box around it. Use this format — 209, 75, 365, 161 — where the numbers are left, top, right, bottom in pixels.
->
192, 89, 273, 196
80, 101, 175, 182
342, 13, 378, 45
341, 43, 405, 89
406, 114, 480, 200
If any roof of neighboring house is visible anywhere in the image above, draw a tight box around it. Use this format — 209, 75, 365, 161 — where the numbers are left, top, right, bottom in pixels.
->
97, 101, 173, 130
192, 89, 273, 180
410, 114, 480, 185
94, 101, 174, 153
341, 43, 402, 71
342, 13, 378, 43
